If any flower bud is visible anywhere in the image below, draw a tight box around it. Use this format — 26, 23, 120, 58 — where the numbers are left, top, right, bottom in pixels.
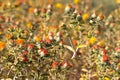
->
76, 14, 82, 21
41, 8, 47, 13
38, 48, 47, 57
65, 4, 74, 14
97, 14, 104, 21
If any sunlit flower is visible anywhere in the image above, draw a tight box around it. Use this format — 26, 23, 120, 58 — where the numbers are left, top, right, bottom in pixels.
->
23, 50, 28, 55
28, 7, 34, 13
104, 77, 110, 80
72, 40, 77, 45
16, 38, 24, 45
101, 49, 107, 55
48, 32, 54, 40
0, 31, 2, 35
74, 0, 81, 4
26, 22, 33, 29
41, 8, 47, 13
45, 38, 51, 43
115, 0, 120, 4
60, 62, 72, 68
97, 14, 105, 21
82, 13, 89, 21
102, 54, 108, 62
89, 37, 97, 45
28, 43, 34, 50
23, 57, 28, 62
51, 61, 58, 68
0, 41, 6, 51
55, 3, 63, 9
38, 48, 47, 57
115, 47, 120, 52
6, 34, 12, 39
65, 4, 72, 13
97, 40, 105, 47
34, 35, 41, 42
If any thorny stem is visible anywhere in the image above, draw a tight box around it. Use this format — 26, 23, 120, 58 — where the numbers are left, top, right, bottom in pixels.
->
13, 74, 17, 80
71, 48, 79, 59
7, 65, 14, 76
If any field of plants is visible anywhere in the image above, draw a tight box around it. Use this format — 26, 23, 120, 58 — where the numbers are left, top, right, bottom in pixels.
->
0, 0, 120, 80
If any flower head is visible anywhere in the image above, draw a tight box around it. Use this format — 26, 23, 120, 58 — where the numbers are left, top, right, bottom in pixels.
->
102, 54, 108, 62
38, 48, 47, 57
89, 37, 97, 45
28, 43, 34, 50
115, 0, 120, 4
55, 3, 63, 9
51, 61, 58, 68
60, 62, 72, 68
74, 0, 81, 4
82, 13, 89, 21
16, 38, 24, 45
0, 41, 6, 51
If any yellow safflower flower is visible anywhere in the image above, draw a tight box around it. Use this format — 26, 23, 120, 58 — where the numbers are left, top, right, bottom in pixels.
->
104, 77, 110, 80
34, 35, 41, 42
82, 13, 89, 21
74, 0, 81, 4
26, 22, 33, 29
97, 40, 105, 47
89, 37, 97, 45
115, 0, 120, 4
55, 3, 63, 9
0, 41, 6, 51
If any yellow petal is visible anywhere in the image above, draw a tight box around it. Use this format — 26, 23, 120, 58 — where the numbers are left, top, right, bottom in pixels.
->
77, 44, 86, 48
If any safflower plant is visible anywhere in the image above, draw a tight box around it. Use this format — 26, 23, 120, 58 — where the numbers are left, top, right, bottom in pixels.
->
0, 0, 120, 80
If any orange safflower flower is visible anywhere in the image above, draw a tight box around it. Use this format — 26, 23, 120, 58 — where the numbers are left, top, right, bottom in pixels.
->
26, 22, 33, 29
72, 40, 77, 45
102, 54, 108, 62
16, 38, 24, 45
0, 31, 2, 35
28, 8, 34, 13
6, 34, 12, 39
52, 61, 58, 68
34, 35, 41, 42
0, 41, 6, 51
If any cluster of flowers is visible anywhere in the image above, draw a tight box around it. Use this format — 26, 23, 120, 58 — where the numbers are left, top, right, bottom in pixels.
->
0, 0, 120, 80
